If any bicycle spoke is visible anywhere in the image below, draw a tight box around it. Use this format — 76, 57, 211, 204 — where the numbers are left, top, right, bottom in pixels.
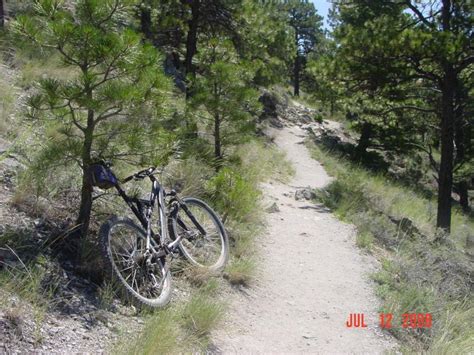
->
118, 265, 134, 273
107, 221, 169, 303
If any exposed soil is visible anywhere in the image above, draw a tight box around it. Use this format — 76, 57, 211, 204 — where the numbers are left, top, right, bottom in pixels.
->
212, 123, 398, 353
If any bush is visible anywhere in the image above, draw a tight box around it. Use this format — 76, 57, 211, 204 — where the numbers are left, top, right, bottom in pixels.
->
206, 167, 261, 224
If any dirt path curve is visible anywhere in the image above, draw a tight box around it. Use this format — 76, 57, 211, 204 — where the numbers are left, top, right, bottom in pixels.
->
212, 124, 397, 354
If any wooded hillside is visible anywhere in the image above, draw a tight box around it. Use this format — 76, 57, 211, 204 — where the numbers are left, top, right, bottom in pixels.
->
0, 0, 472, 353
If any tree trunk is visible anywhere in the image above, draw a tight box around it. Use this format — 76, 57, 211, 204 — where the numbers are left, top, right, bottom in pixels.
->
436, 0, 455, 232
140, 3, 153, 40
457, 181, 470, 213
436, 66, 456, 231
355, 121, 372, 157
185, 0, 200, 76
76, 110, 94, 239
214, 112, 222, 171
454, 84, 470, 213
0, 0, 5, 28
293, 53, 300, 96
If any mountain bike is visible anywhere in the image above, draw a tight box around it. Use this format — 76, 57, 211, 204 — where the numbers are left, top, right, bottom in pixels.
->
90, 161, 229, 307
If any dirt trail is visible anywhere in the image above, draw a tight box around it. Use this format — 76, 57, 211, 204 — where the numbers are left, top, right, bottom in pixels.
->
212, 124, 397, 353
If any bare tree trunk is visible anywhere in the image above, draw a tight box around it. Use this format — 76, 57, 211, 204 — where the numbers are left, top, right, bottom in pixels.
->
457, 181, 470, 212
76, 110, 94, 239
214, 113, 222, 171
436, 66, 456, 232
185, 0, 200, 76
454, 84, 470, 213
140, 2, 152, 40
293, 53, 300, 96
436, 0, 455, 232
355, 121, 372, 157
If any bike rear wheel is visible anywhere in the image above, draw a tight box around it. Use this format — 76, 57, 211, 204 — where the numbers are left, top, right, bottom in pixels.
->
169, 197, 229, 271
100, 217, 171, 307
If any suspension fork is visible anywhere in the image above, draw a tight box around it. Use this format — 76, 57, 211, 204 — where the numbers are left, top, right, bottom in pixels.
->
144, 181, 170, 259
145, 191, 154, 252
157, 185, 168, 245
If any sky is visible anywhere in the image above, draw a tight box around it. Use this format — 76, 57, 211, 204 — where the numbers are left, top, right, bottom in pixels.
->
311, 0, 332, 29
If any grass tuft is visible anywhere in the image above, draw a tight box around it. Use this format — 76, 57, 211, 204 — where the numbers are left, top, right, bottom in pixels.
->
356, 231, 374, 249
119, 307, 181, 355
98, 281, 117, 310
181, 293, 224, 338
184, 266, 213, 288
224, 257, 255, 286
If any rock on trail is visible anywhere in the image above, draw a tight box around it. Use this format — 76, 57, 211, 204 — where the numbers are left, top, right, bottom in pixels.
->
212, 124, 397, 353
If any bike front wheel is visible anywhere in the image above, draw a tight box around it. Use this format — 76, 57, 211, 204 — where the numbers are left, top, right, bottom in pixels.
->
169, 197, 229, 271
100, 217, 172, 307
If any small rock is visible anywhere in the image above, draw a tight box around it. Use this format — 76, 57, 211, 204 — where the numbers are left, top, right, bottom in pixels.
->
265, 202, 280, 213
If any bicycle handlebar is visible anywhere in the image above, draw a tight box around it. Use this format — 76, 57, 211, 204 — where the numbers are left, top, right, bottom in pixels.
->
121, 167, 156, 183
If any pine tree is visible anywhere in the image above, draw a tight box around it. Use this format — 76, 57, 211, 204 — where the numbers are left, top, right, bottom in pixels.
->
190, 39, 260, 170
13, 0, 171, 238
236, 0, 295, 87
284, 0, 322, 96
182, 0, 241, 76
331, 0, 473, 231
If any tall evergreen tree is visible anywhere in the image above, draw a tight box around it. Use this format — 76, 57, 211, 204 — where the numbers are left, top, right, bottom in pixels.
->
284, 0, 322, 96
331, 0, 473, 231
236, 0, 295, 87
190, 39, 260, 170
181, 0, 241, 76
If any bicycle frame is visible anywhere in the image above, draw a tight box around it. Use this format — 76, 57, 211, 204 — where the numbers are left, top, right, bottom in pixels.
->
112, 172, 206, 258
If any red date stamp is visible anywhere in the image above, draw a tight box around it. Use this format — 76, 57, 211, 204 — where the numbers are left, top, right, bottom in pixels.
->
346, 313, 432, 329
401, 313, 432, 328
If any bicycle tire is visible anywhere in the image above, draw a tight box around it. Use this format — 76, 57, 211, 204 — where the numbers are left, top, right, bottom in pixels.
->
99, 216, 172, 307
169, 197, 229, 271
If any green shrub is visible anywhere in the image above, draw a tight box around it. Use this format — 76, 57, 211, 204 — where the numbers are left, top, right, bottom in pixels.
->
206, 167, 261, 224
313, 113, 323, 123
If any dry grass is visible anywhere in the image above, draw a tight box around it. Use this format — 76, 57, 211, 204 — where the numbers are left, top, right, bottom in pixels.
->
181, 292, 224, 339
224, 257, 255, 286
183, 266, 213, 287
308, 140, 474, 352
16, 56, 78, 89
117, 280, 224, 354
0, 67, 17, 137
118, 307, 181, 355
